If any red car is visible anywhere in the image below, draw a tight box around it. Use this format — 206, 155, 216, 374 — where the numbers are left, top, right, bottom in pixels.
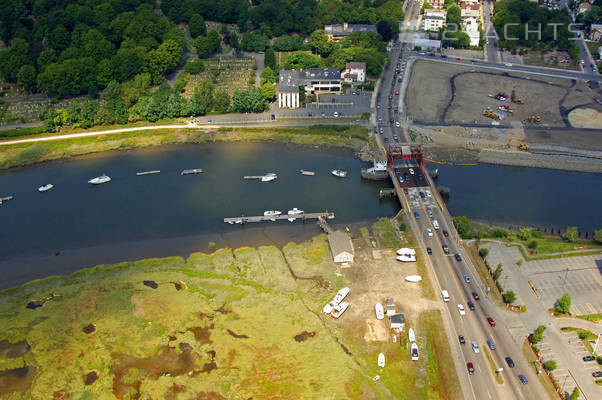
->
443, 230, 449, 237
467, 362, 475, 375
403, 188, 409, 194
487, 317, 496, 327
395, 90, 399, 95
456, 57, 462, 60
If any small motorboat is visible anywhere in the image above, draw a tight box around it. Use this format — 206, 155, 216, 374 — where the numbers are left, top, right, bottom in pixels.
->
287, 207, 304, 222
396, 255, 417, 262
300, 170, 315, 176
396, 248, 416, 256
332, 287, 350, 305
38, 184, 54, 192
405, 275, 422, 283
322, 301, 336, 314
411, 343, 419, 361
378, 353, 385, 368
330, 301, 349, 319
408, 328, 416, 343
263, 210, 282, 217
375, 303, 384, 320
331, 169, 347, 178
234, 219, 243, 224
88, 174, 111, 185
261, 173, 277, 182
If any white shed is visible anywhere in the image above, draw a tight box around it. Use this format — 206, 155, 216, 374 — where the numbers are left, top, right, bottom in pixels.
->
390, 313, 405, 331
328, 231, 354, 263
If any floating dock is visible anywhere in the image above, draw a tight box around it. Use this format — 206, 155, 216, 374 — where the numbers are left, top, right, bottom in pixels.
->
136, 170, 161, 176
0, 196, 14, 205
300, 170, 315, 176
224, 211, 334, 224
181, 169, 203, 175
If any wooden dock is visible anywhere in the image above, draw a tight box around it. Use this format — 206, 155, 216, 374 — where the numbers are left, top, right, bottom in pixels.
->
224, 211, 334, 224
136, 170, 160, 176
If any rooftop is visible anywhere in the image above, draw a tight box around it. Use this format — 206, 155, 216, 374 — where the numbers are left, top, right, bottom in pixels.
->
278, 68, 341, 92
328, 231, 354, 257
324, 23, 377, 36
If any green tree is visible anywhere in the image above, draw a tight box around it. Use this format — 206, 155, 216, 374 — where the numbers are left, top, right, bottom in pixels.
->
309, 29, 336, 57
184, 58, 205, 74
284, 51, 322, 70
527, 240, 538, 250
185, 79, 213, 116
102, 80, 121, 101
503, 291, 517, 304
189, 14, 206, 38
261, 82, 276, 101
241, 32, 269, 52
145, 40, 184, 84
494, 264, 503, 280
492, 228, 509, 238
232, 87, 268, 113
563, 226, 578, 242
96, 59, 114, 87
479, 248, 489, 258
594, 230, 602, 244
555, 293, 571, 314
529, 325, 546, 344
260, 66, 277, 85
264, 47, 276, 70
543, 360, 557, 371
213, 91, 231, 113
453, 216, 474, 238
50, 24, 71, 51
195, 31, 222, 57
37, 49, 57, 71
569, 387, 580, 400
17, 65, 36, 91
517, 228, 533, 241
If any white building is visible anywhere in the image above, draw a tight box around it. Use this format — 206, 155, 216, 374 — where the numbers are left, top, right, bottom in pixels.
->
463, 17, 481, 47
385, 298, 396, 316
342, 61, 367, 83
277, 68, 341, 109
328, 231, 354, 263
390, 313, 405, 331
460, 2, 481, 20
422, 9, 447, 31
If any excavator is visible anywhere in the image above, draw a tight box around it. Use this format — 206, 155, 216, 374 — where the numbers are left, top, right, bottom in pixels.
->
506, 137, 530, 151
483, 109, 500, 120
511, 90, 525, 104
528, 115, 541, 124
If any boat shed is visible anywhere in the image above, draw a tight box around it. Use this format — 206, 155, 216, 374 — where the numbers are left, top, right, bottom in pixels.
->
385, 298, 396, 316
390, 313, 405, 331
328, 231, 355, 263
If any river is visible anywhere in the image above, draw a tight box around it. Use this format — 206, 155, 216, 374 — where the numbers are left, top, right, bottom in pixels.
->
0, 144, 600, 289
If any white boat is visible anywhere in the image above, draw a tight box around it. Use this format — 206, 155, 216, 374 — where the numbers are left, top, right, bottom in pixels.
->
300, 170, 315, 176
378, 353, 385, 368
408, 328, 416, 343
330, 301, 349, 319
38, 184, 53, 192
411, 343, 419, 361
396, 248, 416, 256
88, 174, 111, 185
181, 169, 203, 175
263, 210, 282, 217
287, 208, 304, 222
261, 173, 277, 182
322, 301, 336, 314
332, 287, 350, 305
405, 275, 422, 282
375, 303, 384, 320
331, 169, 347, 178
396, 255, 417, 262
234, 219, 243, 224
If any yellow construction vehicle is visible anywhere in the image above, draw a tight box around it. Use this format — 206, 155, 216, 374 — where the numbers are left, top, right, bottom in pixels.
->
483, 109, 500, 120
511, 90, 525, 104
507, 137, 530, 151
528, 115, 541, 124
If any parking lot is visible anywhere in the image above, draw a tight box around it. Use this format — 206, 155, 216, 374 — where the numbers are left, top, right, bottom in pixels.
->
273, 91, 371, 119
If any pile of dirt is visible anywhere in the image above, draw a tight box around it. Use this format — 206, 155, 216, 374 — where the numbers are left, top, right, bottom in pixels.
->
568, 108, 602, 129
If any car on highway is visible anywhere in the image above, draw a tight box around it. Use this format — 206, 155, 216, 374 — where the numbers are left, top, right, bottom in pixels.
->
467, 301, 475, 311
393, 134, 399, 141
472, 292, 480, 301
334, 111, 338, 117
487, 317, 496, 327
464, 274, 470, 283
384, 137, 389, 143
379, 128, 384, 134
592, 371, 602, 378
427, 209, 433, 217
459, 335, 466, 345
409, 168, 414, 175
457, 304, 466, 315
441, 54, 447, 58
397, 77, 402, 82
419, 191, 425, 199
427, 247, 432, 255
456, 57, 462, 60
442, 244, 450, 254
395, 90, 399, 95
426, 190, 431, 197
404, 173, 409, 180
454, 253, 462, 262
442, 230, 449, 237
583, 355, 595, 362
505, 357, 515, 368
467, 362, 475, 375
414, 212, 420, 219
471, 341, 480, 353
505, 63, 513, 67
403, 188, 409, 194
395, 121, 400, 127
427, 228, 433, 237
518, 374, 528, 384
487, 339, 496, 350
378, 115, 382, 122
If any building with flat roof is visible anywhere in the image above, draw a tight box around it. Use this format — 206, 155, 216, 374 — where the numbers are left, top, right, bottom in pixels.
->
342, 61, 367, 83
463, 17, 480, 47
328, 231, 354, 263
325, 23, 377, 41
422, 9, 447, 31
277, 68, 341, 108
414, 38, 441, 51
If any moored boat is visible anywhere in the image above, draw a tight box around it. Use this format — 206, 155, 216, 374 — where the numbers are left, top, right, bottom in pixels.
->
378, 353, 385, 368
375, 302, 384, 320
331, 169, 347, 178
408, 328, 416, 343
332, 287, 350, 305
330, 301, 349, 319
263, 210, 282, 217
396, 255, 417, 262
405, 275, 422, 282
88, 174, 111, 185
396, 248, 416, 256
411, 343, 419, 361
287, 207, 304, 222
181, 169, 203, 175
261, 173, 277, 182
300, 169, 315, 176
322, 301, 336, 314
38, 184, 54, 192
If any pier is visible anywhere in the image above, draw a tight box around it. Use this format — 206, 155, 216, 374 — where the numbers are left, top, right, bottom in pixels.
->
224, 211, 334, 224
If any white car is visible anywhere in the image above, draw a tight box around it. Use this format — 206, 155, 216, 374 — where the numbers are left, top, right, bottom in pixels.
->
457, 304, 466, 316
471, 341, 480, 353
409, 168, 414, 175
426, 190, 431, 198
427, 228, 433, 237
395, 121, 400, 127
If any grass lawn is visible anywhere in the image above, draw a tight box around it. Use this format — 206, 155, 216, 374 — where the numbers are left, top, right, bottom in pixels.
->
372, 218, 403, 248
465, 243, 504, 307
577, 313, 602, 323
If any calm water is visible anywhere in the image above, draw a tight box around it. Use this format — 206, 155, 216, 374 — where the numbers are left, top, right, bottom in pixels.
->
430, 163, 602, 233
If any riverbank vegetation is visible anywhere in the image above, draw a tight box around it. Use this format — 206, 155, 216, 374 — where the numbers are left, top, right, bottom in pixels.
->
0, 234, 455, 399
0, 125, 369, 170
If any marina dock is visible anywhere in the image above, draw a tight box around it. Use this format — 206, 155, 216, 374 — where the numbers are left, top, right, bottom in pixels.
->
224, 211, 334, 224
136, 170, 160, 176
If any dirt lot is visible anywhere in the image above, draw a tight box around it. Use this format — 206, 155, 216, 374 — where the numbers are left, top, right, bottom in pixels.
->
406, 59, 601, 128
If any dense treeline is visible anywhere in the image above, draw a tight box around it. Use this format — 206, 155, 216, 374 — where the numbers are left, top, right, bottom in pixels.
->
492, 0, 579, 60
0, 0, 184, 96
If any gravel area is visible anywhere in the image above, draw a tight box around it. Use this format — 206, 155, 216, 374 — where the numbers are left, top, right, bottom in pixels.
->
478, 149, 602, 173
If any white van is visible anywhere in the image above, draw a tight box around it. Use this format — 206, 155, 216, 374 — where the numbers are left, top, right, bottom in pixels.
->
442, 290, 450, 302
433, 220, 440, 230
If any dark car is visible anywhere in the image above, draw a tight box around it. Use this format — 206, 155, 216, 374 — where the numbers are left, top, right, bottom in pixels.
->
487, 339, 496, 350
467, 301, 475, 311
419, 191, 425, 199
518, 374, 528, 384
583, 355, 595, 362
505, 357, 515, 368
427, 247, 432, 255
487, 317, 496, 327
472, 292, 480, 301
464, 274, 470, 283
454, 253, 462, 262
442, 244, 450, 254
404, 173, 409, 180
443, 230, 449, 237
414, 211, 420, 219
459, 335, 466, 345
467, 362, 475, 375
592, 371, 602, 378
441, 54, 448, 58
